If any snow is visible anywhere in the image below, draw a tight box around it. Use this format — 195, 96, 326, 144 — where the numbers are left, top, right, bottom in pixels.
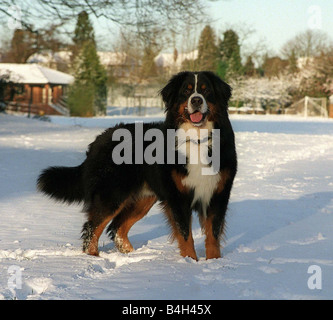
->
28, 51, 128, 69
0, 63, 74, 85
154, 50, 198, 69
230, 76, 295, 107
1, 112, 333, 300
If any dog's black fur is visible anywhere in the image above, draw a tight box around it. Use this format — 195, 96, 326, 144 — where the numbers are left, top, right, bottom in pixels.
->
37, 71, 237, 260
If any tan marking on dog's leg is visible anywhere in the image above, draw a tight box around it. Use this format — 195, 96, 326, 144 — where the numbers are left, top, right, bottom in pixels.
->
216, 169, 231, 194
176, 231, 197, 260
204, 215, 221, 259
115, 196, 157, 253
86, 217, 113, 256
163, 205, 198, 261
86, 202, 127, 256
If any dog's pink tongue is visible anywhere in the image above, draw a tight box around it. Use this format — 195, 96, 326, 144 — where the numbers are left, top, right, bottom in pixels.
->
190, 112, 203, 123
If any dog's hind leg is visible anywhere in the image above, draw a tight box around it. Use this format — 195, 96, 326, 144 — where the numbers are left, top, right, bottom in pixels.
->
107, 196, 157, 253
82, 201, 128, 256
82, 218, 111, 256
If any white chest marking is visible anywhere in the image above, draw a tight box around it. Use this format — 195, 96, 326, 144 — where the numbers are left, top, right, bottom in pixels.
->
183, 161, 221, 212
179, 122, 221, 214
187, 73, 208, 115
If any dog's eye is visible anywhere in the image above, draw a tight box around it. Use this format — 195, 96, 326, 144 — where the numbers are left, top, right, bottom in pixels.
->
203, 88, 210, 95
184, 89, 192, 95
201, 84, 210, 95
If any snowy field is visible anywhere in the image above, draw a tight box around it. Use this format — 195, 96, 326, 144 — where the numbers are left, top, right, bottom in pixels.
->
1, 112, 333, 300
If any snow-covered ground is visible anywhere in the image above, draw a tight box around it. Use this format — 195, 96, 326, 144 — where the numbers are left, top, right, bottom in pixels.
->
1, 112, 333, 300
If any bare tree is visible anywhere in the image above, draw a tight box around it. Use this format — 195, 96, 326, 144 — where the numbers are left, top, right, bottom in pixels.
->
281, 29, 333, 59
0, 0, 212, 42
1, 22, 69, 63
1, 28, 37, 63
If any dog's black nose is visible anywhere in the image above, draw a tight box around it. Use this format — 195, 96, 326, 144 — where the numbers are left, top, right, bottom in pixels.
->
191, 96, 203, 108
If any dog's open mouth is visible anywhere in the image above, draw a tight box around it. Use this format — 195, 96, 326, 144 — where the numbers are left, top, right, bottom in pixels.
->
189, 111, 206, 125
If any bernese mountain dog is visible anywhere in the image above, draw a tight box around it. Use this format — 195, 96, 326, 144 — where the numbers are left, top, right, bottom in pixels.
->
37, 71, 237, 260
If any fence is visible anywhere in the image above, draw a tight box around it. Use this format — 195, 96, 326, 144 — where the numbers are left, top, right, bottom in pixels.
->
5, 101, 69, 116
285, 96, 328, 117
107, 84, 164, 113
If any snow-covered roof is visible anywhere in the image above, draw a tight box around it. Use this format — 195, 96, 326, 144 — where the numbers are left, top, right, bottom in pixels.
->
26, 49, 198, 70
27, 51, 69, 65
0, 63, 74, 85
98, 52, 127, 66
28, 51, 128, 67
154, 50, 198, 69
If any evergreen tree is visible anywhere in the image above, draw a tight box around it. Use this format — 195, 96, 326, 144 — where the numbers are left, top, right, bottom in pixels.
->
141, 45, 158, 79
244, 56, 256, 77
197, 25, 218, 71
219, 29, 241, 60
288, 49, 299, 74
69, 11, 107, 116
73, 11, 96, 48
217, 29, 243, 80
68, 80, 95, 117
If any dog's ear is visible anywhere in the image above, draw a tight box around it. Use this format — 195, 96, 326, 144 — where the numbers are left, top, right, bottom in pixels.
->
159, 71, 190, 109
203, 71, 232, 109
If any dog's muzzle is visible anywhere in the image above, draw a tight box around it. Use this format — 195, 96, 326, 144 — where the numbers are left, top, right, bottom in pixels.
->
187, 94, 208, 124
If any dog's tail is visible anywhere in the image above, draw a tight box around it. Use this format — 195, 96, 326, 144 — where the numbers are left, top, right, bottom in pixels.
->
37, 165, 84, 204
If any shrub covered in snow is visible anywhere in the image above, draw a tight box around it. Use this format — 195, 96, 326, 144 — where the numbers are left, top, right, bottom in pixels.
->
229, 75, 296, 111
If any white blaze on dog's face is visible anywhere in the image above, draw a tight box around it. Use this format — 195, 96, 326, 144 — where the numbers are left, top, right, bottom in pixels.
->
187, 74, 208, 121
180, 72, 217, 128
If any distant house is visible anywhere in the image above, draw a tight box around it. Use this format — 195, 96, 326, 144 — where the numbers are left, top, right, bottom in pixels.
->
28, 50, 135, 79
27, 51, 71, 73
0, 63, 74, 116
154, 50, 198, 75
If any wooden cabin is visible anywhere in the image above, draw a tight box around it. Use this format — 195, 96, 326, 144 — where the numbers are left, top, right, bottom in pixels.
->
0, 63, 74, 116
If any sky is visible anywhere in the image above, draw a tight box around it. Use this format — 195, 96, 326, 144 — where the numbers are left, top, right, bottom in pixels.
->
91, 0, 333, 57
1, 0, 333, 57
207, 0, 333, 54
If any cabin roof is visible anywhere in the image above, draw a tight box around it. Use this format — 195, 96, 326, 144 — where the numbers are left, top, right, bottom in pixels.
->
0, 63, 74, 85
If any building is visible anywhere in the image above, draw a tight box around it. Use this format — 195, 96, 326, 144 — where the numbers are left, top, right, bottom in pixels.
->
0, 63, 74, 116
28, 50, 134, 79
154, 50, 198, 76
